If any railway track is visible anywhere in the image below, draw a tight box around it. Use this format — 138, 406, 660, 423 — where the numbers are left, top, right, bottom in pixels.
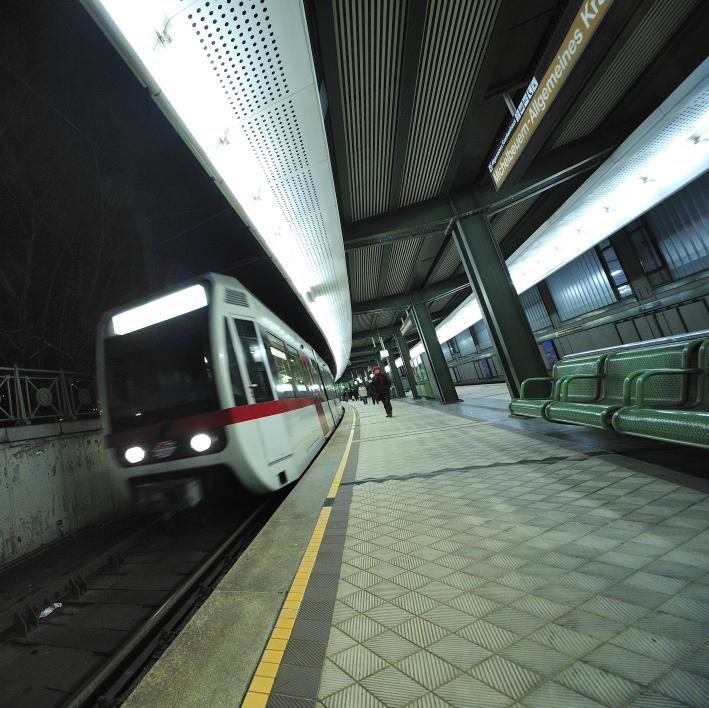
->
0, 494, 284, 708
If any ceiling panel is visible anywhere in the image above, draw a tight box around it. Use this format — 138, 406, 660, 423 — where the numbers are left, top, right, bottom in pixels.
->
333, 0, 407, 221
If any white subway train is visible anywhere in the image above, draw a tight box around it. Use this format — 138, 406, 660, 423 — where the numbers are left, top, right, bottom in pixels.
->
97, 273, 343, 498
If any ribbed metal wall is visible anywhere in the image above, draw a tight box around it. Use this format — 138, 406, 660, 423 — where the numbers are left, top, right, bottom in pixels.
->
554, 0, 699, 148
546, 249, 616, 321
399, 0, 501, 207
473, 319, 492, 349
518, 285, 552, 332
454, 328, 477, 356
645, 172, 709, 279
333, 0, 406, 221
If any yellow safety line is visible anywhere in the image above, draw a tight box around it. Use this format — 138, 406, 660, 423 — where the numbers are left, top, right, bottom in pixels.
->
241, 409, 357, 708
327, 412, 356, 498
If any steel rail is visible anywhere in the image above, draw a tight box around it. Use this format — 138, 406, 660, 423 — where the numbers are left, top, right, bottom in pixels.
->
62, 501, 270, 708
0, 513, 170, 637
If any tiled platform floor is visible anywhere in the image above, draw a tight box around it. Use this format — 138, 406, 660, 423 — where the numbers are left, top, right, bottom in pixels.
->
313, 395, 709, 708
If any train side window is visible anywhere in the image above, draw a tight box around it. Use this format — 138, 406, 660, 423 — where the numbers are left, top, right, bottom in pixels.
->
225, 321, 248, 406
262, 330, 296, 399
286, 347, 308, 396
233, 319, 275, 403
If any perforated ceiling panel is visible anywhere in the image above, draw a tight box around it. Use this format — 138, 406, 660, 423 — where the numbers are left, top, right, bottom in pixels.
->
83, 0, 352, 376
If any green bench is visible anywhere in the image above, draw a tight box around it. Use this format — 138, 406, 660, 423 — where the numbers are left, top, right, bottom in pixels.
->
508, 354, 607, 419
612, 339, 709, 449
544, 339, 704, 431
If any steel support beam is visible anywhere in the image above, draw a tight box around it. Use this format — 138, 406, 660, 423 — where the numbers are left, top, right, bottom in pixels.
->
394, 330, 420, 400
352, 274, 469, 315
451, 191, 547, 399
343, 134, 616, 251
387, 354, 405, 398
410, 302, 460, 404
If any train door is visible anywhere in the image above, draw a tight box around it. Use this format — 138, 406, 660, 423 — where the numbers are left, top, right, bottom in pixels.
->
316, 363, 338, 427
299, 353, 330, 435
231, 318, 292, 465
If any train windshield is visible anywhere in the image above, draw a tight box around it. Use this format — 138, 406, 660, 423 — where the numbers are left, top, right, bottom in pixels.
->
104, 307, 218, 432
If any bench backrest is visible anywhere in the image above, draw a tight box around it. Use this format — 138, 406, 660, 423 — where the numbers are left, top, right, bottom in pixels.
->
603, 339, 703, 406
553, 354, 606, 402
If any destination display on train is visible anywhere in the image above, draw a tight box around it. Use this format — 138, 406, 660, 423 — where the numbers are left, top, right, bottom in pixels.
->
488, 0, 615, 190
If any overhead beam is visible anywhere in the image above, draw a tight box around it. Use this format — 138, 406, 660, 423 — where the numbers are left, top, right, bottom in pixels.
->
343, 133, 616, 250
388, 0, 429, 212
352, 274, 470, 315
352, 326, 400, 339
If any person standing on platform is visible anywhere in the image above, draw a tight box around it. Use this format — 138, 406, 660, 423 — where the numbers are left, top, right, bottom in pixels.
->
372, 365, 393, 418
368, 379, 378, 405
358, 383, 368, 404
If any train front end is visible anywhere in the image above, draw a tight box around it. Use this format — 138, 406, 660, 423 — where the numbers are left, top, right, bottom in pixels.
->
98, 279, 247, 505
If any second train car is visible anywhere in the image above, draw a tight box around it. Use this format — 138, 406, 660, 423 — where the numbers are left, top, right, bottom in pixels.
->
96, 273, 343, 499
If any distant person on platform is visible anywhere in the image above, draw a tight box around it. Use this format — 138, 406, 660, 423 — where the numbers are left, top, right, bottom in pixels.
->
358, 384, 368, 404
372, 365, 393, 418
368, 379, 378, 405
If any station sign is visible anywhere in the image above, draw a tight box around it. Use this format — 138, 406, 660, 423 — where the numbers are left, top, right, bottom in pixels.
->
488, 0, 615, 190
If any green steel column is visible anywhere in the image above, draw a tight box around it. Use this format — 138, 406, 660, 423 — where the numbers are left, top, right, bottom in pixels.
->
451, 191, 548, 399
410, 302, 461, 404
387, 349, 405, 398
394, 331, 420, 400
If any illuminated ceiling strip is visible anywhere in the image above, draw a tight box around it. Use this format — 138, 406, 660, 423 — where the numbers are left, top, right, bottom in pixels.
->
81, 0, 351, 377
413, 56, 709, 355
112, 284, 207, 335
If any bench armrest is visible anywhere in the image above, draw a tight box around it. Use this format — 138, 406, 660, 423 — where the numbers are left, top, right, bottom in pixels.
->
625, 368, 701, 408
559, 374, 604, 401
520, 377, 553, 399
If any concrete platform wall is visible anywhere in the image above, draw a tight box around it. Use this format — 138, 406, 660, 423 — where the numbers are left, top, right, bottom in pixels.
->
0, 423, 126, 566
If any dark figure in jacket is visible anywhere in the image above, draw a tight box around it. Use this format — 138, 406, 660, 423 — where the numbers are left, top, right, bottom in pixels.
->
372, 365, 393, 417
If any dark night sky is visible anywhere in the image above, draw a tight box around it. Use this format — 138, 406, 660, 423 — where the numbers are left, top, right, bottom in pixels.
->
0, 1, 333, 371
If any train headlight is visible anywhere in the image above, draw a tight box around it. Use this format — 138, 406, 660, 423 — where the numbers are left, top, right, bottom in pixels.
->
125, 446, 145, 464
190, 433, 212, 453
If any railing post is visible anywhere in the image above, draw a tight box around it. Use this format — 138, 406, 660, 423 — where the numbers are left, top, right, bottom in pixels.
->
60, 370, 75, 419
14, 365, 29, 424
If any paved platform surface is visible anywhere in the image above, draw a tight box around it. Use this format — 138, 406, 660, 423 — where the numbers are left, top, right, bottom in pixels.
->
124, 387, 709, 708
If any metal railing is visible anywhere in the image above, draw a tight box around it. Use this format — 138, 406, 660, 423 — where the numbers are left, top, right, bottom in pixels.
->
0, 366, 99, 426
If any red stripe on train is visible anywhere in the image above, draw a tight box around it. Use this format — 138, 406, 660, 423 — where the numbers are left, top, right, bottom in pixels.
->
105, 397, 319, 448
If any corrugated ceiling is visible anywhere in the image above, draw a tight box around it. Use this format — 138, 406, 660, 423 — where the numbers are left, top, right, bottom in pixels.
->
399, 0, 502, 207
333, 0, 406, 221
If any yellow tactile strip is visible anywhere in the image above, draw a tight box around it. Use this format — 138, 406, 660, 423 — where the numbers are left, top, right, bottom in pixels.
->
241, 410, 357, 708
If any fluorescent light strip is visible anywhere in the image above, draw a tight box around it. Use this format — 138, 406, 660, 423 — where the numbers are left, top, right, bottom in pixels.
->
412, 57, 709, 354
112, 284, 207, 335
